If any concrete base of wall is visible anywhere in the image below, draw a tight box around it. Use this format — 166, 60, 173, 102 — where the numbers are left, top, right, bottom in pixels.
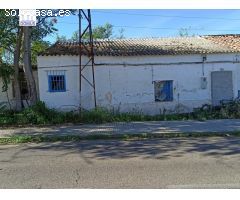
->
97, 100, 212, 115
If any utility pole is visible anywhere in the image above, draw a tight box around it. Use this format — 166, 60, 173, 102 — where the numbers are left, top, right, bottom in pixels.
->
78, 9, 97, 112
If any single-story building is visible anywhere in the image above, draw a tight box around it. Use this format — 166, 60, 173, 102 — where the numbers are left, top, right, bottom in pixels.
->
37, 34, 240, 115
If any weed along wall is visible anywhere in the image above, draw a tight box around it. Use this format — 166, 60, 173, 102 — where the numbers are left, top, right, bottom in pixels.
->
37, 53, 240, 115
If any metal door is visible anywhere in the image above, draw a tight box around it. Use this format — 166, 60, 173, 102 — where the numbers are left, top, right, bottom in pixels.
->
211, 71, 233, 106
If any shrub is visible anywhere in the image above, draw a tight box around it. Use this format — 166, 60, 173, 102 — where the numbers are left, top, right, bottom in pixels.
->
1, 100, 240, 126
20, 101, 59, 124
81, 107, 114, 123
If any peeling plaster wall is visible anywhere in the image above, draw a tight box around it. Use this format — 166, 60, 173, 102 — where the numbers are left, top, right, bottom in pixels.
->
37, 53, 240, 114
0, 70, 39, 108
0, 78, 13, 107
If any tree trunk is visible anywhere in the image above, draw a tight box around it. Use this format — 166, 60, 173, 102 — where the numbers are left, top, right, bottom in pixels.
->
23, 26, 38, 106
13, 27, 23, 111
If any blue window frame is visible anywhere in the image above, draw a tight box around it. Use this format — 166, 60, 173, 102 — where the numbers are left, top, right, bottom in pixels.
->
154, 80, 173, 102
47, 71, 66, 92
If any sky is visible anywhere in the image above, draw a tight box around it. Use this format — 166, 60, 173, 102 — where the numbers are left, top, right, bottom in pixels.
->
46, 9, 240, 43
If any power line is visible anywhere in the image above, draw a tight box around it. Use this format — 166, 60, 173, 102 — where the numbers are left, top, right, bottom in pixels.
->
92, 10, 240, 21
107, 25, 240, 32
56, 21, 240, 32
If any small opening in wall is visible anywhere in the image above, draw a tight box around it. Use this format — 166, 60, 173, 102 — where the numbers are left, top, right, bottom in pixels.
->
154, 80, 173, 102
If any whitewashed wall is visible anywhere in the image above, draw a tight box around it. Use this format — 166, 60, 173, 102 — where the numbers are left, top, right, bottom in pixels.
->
0, 70, 39, 108
37, 56, 80, 111
0, 78, 13, 107
37, 53, 240, 114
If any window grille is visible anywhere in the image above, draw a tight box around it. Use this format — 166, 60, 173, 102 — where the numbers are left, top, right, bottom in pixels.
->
47, 70, 66, 92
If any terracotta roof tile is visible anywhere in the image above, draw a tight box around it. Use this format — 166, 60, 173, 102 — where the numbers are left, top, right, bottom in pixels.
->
39, 35, 240, 56
202, 34, 240, 51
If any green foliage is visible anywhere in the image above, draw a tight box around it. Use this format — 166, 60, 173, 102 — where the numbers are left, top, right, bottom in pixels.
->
219, 101, 240, 118
32, 10, 76, 41
31, 41, 50, 64
178, 27, 195, 37
20, 101, 67, 124
0, 63, 14, 92
0, 9, 62, 65
58, 23, 125, 42
1, 101, 240, 127
0, 10, 18, 49
0, 101, 79, 125
87, 23, 113, 39
0, 10, 16, 92
81, 107, 114, 123
71, 23, 113, 41
191, 101, 240, 120
56, 34, 68, 42
0, 9, 61, 97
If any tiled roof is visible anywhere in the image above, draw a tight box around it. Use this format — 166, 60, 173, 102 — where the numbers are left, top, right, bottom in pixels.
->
202, 34, 240, 51
39, 35, 240, 56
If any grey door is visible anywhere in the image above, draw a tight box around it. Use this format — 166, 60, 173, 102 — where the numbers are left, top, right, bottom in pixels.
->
211, 71, 233, 106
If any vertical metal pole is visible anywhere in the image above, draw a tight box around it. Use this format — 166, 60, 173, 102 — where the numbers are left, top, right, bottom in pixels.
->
88, 9, 97, 108
78, 9, 97, 111
79, 9, 82, 113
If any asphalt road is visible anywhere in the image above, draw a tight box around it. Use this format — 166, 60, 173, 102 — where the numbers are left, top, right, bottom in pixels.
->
0, 137, 240, 188
2, 119, 240, 137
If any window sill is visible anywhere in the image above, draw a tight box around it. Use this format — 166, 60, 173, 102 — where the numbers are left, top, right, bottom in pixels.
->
155, 100, 173, 102
48, 90, 67, 93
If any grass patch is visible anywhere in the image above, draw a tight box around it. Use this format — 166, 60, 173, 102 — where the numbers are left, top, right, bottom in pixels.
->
1, 131, 240, 145
1, 100, 240, 127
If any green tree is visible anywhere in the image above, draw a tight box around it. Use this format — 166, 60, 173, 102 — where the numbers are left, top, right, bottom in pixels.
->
0, 62, 14, 92
178, 27, 196, 37
56, 34, 68, 42
23, 11, 67, 106
31, 41, 50, 65
57, 23, 125, 42
0, 10, 18, 109
0, 9, 72, 109
90, 23, 113, 39
70, 23, 113, 41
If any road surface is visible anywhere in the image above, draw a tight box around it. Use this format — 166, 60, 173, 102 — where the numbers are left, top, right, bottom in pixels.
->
1, 119, 240, 137
0, 137, 240, 188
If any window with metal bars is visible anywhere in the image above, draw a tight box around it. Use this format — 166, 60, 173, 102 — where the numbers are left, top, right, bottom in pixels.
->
48, 71, 66, 92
